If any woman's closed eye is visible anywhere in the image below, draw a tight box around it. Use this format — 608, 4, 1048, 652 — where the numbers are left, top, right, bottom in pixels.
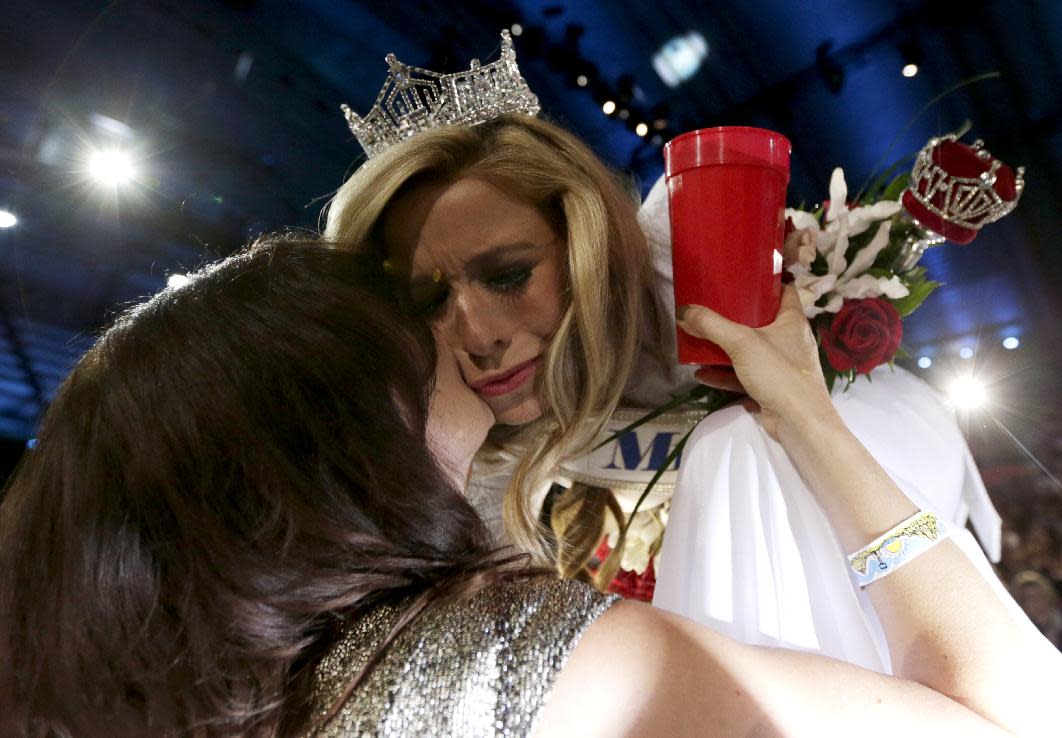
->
410, 264, 534, 316
484, 265, 533, 293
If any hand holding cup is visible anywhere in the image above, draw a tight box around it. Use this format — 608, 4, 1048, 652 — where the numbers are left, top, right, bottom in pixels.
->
678, 285, 834, 442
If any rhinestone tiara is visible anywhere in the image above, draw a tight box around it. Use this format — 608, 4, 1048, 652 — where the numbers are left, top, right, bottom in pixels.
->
341, 30, 540, 159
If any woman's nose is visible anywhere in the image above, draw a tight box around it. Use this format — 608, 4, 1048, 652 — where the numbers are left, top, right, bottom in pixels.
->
444, 287, 511, 361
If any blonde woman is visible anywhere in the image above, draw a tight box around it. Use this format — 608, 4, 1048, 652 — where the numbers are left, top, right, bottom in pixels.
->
323, 39, 1006, 674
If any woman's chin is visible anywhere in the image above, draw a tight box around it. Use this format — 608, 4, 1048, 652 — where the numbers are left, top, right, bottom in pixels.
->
489, 395, 545, 426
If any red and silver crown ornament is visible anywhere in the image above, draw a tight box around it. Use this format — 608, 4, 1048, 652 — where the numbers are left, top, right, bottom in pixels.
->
895, 134, 1025, 271
903, 134, 1025, 242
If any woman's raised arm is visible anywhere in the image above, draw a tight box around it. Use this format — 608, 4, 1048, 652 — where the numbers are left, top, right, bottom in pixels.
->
668, 285, 1061, 736
535, 285, 1056, 736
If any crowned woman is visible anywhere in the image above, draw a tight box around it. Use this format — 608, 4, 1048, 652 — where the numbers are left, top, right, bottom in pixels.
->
323, 31, 1012, 674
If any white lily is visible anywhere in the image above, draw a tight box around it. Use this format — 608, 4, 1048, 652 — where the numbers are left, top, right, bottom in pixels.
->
786, 168, 909, 318
605, 507, 666, 575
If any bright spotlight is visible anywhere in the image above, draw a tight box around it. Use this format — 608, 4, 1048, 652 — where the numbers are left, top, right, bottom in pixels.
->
602, 100, 616, 115
1002, 336, 1020, 350
88, 149, 135, 185
635, 122, 649, 137
167, 273, 190, 289
902, 63, 919, 78
917, 356, 932, 369
948, 376, 987, 410
958, 347, 974, 360
0, 210, 16, 228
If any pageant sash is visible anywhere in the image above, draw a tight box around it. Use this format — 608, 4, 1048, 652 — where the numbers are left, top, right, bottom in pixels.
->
557, 408, 706, 511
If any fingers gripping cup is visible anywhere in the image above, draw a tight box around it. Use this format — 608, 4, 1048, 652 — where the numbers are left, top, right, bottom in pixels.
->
664, 127, 791, 365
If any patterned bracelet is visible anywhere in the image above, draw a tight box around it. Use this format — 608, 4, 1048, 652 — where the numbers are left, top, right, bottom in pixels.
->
847, 510, 948, 588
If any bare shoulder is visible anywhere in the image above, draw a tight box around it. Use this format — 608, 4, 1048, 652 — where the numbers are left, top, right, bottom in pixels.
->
533, 600, 1008, 738
533, 600, 764, 738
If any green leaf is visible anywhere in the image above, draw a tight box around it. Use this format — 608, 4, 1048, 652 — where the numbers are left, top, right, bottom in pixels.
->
881, 172, 912, 202
593, 385, 718, 451
616, 429, 693, 544
892, 277, 942, 317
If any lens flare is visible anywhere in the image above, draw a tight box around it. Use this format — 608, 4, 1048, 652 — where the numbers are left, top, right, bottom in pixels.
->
948, 376, 987, 410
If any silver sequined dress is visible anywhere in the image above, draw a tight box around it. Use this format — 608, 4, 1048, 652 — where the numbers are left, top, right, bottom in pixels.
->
305, 577, 618, 737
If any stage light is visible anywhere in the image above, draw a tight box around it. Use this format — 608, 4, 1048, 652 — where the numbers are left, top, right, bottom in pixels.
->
88, 149, 135, 185
602, 100, 616, 115
917, 356, 932, 369
635, 122, 649, 137
0, 209, 16, 228
959, 347, 974, 360
652, 32, 709, 88
576, 74, 588, 87
948, 376, 987, 410
510, 23, 523, 37
167, 273, 190, 289
1003, 336, 1020, 350
899, 38, 922, 80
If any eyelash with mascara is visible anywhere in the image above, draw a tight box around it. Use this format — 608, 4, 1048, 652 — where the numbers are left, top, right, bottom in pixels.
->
413, 265, 534, 317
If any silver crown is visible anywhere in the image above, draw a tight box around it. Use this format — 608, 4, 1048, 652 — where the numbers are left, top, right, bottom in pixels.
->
341, 30, 540, 158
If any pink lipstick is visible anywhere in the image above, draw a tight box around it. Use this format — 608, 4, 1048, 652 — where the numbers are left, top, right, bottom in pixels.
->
469, 358, 539, 397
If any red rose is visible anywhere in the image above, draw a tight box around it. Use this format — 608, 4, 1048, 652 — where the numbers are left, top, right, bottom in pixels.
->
592, 538, 657, 602
606, 559, 657, 602
820, 298, 903, 375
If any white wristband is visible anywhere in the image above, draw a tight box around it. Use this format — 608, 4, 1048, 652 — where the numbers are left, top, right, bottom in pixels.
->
847, 510, 948, 588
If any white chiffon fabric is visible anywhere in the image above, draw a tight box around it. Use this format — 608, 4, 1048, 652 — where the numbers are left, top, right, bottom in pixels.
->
637, 175, 1006, 673
651, 375, 1004, 673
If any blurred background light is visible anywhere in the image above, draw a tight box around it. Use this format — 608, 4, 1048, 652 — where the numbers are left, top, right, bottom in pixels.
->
902, 63, 919, 77
948, 375, 988, 410
959, 346, 975, 360
1002, 336, 1020, 350
0, 210, 17, 228
602, 100, 616, 115
917, 356, 932, 368
89, 112, 135, 140
652, 32, 709, 88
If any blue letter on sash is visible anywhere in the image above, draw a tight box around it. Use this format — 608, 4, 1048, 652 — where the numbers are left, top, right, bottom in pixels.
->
604, 431, 681, 471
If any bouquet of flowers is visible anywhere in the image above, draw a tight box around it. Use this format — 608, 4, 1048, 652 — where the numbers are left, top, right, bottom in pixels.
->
597, 131, 1024, 600
785, 132, 1023, 390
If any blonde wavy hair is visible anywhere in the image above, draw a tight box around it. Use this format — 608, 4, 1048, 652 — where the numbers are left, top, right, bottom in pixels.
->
323, 114, 661, 574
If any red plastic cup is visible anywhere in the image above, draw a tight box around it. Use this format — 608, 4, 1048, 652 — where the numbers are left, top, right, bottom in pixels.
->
664, 126, 791, 365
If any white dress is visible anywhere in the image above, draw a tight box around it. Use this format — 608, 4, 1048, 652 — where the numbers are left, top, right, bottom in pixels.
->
467, 176, 1008, 675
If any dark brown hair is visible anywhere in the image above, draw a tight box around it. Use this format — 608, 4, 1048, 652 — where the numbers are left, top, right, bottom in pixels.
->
0, 235, 513, 737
